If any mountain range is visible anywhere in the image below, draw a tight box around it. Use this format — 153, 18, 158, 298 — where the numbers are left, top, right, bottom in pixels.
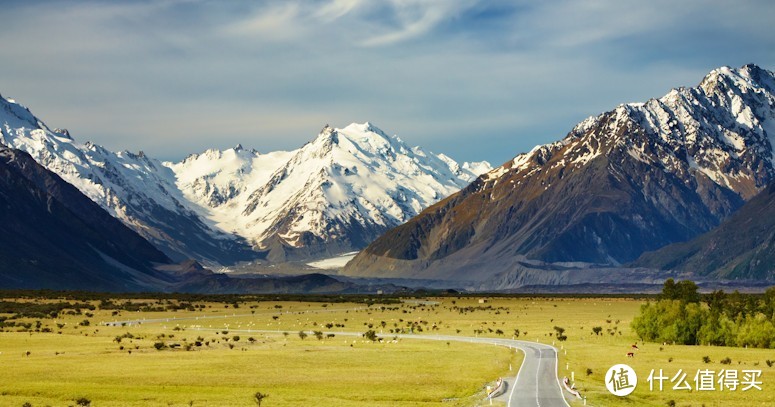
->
0, 95, 488, 267
343, 64, 775, 284
2, 64, 774, 292
0, 147, 399, 293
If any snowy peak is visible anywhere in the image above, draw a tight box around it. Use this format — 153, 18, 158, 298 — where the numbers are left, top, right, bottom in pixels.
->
486, 64, 775, 200
218, 122, 490, 258
165, 121, 489, 261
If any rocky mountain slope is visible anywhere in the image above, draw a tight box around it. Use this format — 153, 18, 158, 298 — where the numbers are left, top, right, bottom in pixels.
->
0, 148, 174, 291
344, 64, 775, 281
633, 181, 775, 280
167, 123, 490, 262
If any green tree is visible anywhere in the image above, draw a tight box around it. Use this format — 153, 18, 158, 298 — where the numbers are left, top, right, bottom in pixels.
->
660, 279, 699, 303
661, 278, 678, 300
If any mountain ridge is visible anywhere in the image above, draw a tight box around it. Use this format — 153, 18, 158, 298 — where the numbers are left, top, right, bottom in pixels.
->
343, 64, 775, 281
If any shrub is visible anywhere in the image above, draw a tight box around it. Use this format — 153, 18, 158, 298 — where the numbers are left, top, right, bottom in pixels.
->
553, 326, 567, 341
363, 330, 378, 341
153, 341, 166, 350
75, 397, 91, 406
702, 356, 711, 363
721, 357, 732, 365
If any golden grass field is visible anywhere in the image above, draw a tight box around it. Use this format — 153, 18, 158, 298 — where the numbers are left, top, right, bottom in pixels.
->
0, 296, 773, 407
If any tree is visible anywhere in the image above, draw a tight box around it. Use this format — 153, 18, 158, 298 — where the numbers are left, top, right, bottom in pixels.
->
661, 279, 699, 303
313, 331, 323, 340
254, 391, 268, 406
676, 280, 700, 303
298, 331, 308, 340
661, 278, 678, 300
705, 290, 727, 315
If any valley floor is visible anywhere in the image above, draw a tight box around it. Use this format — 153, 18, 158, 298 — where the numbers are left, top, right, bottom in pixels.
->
0, 296, 773, 406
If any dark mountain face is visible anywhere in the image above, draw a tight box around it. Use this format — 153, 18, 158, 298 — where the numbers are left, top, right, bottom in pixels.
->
344, 64, 775, 281
0, 148, 174, 291
632, 182, 775, 280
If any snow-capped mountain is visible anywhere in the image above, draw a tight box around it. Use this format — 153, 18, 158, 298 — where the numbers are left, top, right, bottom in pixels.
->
168, 123, 490, 261
0, 94, 489, 265
0, 94, 257, 265
344, 64, 775, 282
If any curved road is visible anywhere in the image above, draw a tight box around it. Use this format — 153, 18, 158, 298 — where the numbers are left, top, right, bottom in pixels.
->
103, 309, 570, 406
388, 334, 570, 407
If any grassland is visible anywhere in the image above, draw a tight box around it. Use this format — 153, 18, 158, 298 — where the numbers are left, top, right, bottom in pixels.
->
0, 295, 773, 406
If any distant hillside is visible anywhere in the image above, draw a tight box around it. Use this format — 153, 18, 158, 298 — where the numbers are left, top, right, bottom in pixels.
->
633, 182, 775, 280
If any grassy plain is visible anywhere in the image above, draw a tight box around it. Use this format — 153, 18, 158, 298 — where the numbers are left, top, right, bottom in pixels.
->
0, 296, 773, 406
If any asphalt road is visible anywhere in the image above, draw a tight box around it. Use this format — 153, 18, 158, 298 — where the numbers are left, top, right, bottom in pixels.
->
104, 309, 570, 406
386, 334, 571, 407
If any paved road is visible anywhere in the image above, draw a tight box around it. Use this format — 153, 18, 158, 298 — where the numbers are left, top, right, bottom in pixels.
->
387, 334, 571, 407
104, 308, 570, 406
183, 328, 571, 407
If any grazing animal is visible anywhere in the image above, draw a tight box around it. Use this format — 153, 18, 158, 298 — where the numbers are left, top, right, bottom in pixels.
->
626, 352, 635, 358
631, 344, 639, 350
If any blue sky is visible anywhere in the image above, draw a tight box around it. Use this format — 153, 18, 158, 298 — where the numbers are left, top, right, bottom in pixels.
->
1, 0, 773, 166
